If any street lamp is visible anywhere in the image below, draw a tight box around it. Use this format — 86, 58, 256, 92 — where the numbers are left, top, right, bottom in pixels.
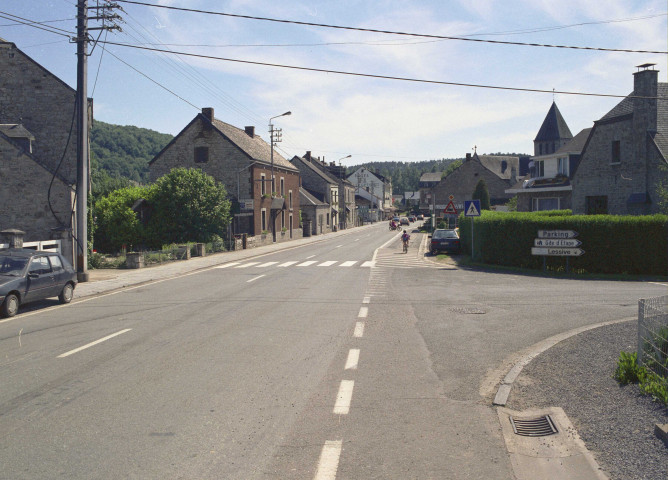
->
269, 111, 291, 242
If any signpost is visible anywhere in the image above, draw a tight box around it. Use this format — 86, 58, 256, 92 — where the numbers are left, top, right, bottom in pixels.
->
532, 230, 584, 272
464, 200, 481, 261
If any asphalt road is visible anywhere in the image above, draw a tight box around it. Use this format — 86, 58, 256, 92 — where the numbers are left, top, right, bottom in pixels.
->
0, 222, 665, 479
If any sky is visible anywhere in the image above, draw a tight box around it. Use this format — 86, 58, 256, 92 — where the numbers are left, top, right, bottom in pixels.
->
0, 0, 666, 166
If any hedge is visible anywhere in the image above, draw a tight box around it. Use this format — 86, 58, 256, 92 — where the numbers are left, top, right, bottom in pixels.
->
457, 210, 668, 275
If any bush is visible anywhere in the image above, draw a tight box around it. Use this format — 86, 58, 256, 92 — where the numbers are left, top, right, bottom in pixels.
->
614, 350, 668, 405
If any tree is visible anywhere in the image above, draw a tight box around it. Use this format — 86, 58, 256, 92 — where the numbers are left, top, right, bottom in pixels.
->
146, 168, 231, 247
93, 186, 147, 253
472, 179, 491, 210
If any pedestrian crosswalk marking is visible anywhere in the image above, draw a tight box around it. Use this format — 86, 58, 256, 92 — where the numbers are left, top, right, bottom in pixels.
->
278, 261, 298, 267
297, 260, 318, 267
256, 261, 278, 268
340, 261, 357, 267
235, 262, 260, 268
318, 261, 337, 267
214, 263, 240, 269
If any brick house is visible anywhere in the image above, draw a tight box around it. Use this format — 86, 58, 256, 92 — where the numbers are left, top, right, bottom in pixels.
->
149, 108, 301, 241
0, 38, 84, 264
290, 153, 340, 231
571, 64, 667, 215
432, 152, 523, 214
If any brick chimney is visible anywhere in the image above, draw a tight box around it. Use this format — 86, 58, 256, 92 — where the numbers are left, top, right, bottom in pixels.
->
466, 153, 472, 161
304, 151, 312, 161
244, 126, 255, 137
202, 107, 214, 122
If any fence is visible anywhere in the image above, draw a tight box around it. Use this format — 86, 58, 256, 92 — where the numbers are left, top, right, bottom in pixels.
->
0, 240, 62, 253
637, 295, 668, 382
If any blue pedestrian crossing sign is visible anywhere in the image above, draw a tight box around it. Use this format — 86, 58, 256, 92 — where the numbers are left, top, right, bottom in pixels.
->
464, 200, 481, 217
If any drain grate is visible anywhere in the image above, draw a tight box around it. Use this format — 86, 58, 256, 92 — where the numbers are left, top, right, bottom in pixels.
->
510, 415, 558, 437
450, 307, 486, 314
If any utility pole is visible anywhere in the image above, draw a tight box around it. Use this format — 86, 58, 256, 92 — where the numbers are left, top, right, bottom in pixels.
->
74, 1, 121, 281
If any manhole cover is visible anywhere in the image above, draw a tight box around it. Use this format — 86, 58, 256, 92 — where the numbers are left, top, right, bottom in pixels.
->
450, 307, 487, 314
510, 415, 558, 437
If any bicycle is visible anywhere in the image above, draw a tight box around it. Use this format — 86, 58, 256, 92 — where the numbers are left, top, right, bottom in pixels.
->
402, 239, 409, 253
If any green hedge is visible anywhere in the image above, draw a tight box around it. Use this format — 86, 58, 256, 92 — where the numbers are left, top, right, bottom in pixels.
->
458, 211, 668, 275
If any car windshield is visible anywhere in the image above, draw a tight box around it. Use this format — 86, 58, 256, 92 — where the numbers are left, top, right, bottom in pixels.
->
0, 255, 29, 276
433, 230, 459, 239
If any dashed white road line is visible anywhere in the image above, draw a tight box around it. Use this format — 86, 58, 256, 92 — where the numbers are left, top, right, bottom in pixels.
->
247, 274, 265, 283
333, 380, 354, 414
256, 262, 278, 268
306, 255, 316, 259
214, 263, 240, 269
345, 349, 360, 370
354, 322, 365, 338
58, 329, 132, 358
235, 262, 260, 268
313, 440, 343, 480
358, 306, 368, 318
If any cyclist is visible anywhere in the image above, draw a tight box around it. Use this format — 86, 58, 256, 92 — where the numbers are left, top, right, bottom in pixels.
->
401, 230, 410, 253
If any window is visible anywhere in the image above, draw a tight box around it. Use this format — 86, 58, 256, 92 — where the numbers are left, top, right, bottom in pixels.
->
261, 208, 267, 231
280, 177, 285, 196
29, 257, 51, 275
49, 255, 63, 271
535, 160, 545, 177
557, 157, 569, 176
260, 173, 266, 196
281, 211, 285, 229
611, 141, 621, 164
585, 196, 608, 214
289, 190, 293, 209
532, 197, 559, 211
194, 146, 209, 163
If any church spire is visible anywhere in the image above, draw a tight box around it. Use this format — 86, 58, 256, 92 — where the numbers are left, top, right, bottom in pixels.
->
533, 102, 573, 156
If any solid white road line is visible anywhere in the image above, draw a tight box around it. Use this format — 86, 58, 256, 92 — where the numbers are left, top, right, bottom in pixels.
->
318, 261, 337, 267
340, 261, 357, 267
313, 440, 343, 480
58, 329, 132, 358
256, 262, 278, 268
297, 260, 318, 267
278, 261, 298, 267
334, 380, 354, 414
235, 262, 260, 268
247, 275, 265, 283
354, 322, 365, 338
358, 306, 368, 318
345, 349, 360, 370
214, 263, 240, 269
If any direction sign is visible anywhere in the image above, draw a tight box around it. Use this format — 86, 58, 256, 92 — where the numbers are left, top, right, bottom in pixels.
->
531, 247, 585, 257
443, 201, 458, 215
464, 200, 481, 217
537, 230, 578, 239
534, 238, 582, 248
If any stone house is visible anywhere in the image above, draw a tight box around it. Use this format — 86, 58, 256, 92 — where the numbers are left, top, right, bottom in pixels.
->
432, 152, 522, 215
571, 64, 667, 215
418, 172, 442, 214
0, 38, 85, 264
149, 107, 301, 241
290, 153, 340, 231
347, 166, 393, 211
299, 187, 330, 236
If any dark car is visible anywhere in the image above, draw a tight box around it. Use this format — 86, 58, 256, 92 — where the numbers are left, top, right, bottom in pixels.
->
0, 249, 77, 317
429, 229, 461, 255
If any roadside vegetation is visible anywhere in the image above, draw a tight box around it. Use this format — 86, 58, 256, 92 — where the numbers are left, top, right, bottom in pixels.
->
615, 349, 668, 406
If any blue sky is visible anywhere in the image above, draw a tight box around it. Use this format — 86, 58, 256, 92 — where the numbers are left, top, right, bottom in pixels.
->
1, 0, 666, 166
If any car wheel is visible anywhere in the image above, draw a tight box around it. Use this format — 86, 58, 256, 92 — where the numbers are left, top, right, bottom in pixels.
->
1, 293, 19, 318
59, 283, 74, 304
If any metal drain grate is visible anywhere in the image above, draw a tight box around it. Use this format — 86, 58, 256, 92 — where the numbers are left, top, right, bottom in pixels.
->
450, 307, 486, 314
510, 415, 558, 437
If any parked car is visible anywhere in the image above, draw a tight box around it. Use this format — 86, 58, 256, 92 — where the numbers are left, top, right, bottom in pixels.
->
400, 217, 410, 225
429, 229, 461, 255
417, 214, 424, 220
0, 249, 77, 317
408, 215, 416, 222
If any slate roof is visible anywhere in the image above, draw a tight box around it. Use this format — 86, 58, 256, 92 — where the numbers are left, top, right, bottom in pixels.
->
554, 128, 592, 155
476, 154, 519, 180
419, 172, 442, 183
534, 102, 573, 142
291, 155, 340, 184
0, 124, 35, 140
299, 187, 328, 206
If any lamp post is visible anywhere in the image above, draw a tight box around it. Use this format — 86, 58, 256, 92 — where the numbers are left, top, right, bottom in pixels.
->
269, 111, 291, 242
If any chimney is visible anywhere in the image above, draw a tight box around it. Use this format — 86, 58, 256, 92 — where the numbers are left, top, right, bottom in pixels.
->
305, 151, 312, 161
244, 126, 255, 137
202, 107, 214, 122
466, 153, 471, 161
633, 63, 658, 98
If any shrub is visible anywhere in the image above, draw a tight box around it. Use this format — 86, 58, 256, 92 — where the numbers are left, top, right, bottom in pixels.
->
614, 350, 668, 406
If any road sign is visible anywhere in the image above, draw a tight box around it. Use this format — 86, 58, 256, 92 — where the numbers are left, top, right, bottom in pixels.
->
534, 238, 582, 248
443, 201, 458, 215
531, 247, 585, 257
464, 200, 481, 217
240, 199, 254, 210
537, 230, 578, 239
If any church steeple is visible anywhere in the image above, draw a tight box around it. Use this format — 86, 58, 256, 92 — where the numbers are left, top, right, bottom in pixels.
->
534, 102, 573, 156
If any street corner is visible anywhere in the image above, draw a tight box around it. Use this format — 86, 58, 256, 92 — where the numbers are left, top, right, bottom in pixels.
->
496, 406, 608, 480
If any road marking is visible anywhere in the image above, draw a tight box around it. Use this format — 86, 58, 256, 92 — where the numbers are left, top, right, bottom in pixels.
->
340, 261, 356, 267
297, 260, 318, 267
335, 245, 342, 248
362, 296, 370, 304
333, 380, 354, 414
58, 329, 132, 358
256, 262, 278, 268
247, 275, 265, 283
345, 349, 360, 370
235, 262, 260, 268
313, 440, 343, 480
214, 263, 240, 269
361, 261, 375, 268
318, 261, 337, 267
358, 306, 368, 318
278, 261, 298, 267
306, 255, 316, 259
649, 282, 668, 286
354, 322, 365, 337
354, 238, 360, 242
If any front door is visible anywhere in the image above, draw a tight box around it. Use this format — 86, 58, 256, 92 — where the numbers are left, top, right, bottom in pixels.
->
24, 256, 56, 303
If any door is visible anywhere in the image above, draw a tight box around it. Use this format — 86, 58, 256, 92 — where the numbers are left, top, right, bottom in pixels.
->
24, 256, 56, 303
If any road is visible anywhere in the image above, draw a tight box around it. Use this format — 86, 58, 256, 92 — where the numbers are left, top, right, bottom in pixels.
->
0, 222, 664, 479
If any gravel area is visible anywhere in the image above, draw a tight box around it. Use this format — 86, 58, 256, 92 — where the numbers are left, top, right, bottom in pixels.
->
507, 320, 668, 480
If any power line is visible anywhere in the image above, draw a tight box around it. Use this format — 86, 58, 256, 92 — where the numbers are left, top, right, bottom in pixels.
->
100, 40, 664, 100
0, 11, 74, 37
115, 0, 668, 55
